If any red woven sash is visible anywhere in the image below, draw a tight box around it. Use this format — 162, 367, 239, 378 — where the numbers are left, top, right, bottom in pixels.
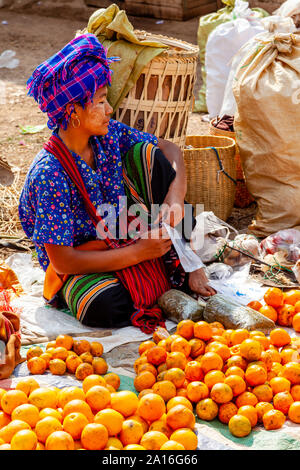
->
44, 135, 170, 333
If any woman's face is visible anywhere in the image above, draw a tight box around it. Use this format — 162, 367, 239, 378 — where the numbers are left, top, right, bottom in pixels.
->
74, 86, 113, 136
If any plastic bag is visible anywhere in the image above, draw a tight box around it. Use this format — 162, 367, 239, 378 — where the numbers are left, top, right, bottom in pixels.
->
220, 233, 262, 267
205, 0, 265, 118
205, 262, 233, 280
260, 229, 300, 262
158, 289, 206, 323
275, 0, 300, 18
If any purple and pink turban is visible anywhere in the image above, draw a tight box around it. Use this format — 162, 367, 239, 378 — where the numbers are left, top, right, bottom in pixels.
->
27, 33, 119, 130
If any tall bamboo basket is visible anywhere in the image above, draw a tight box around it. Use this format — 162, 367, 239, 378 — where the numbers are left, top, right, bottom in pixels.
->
184, 135, 237, 221
209, 118, 254, 208
114, 32, 199, 150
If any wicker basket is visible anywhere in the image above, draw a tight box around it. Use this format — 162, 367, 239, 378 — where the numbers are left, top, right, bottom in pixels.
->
209, 118, 254, 209
114, 32, 199, 150
124, 0, 217, 21
184, 135, 237, 221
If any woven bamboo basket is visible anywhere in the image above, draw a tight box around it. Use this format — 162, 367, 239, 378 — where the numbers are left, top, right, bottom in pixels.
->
184, 135, 237, 221
114, 31, 199, 150
209, 118, 254, 209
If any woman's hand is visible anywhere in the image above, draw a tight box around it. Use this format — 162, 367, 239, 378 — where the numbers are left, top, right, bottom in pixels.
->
136, 227, 173, 261
188, 268, 216, 297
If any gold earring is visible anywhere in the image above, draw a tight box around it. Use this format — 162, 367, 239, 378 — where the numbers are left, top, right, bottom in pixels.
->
72, 115, 81, 128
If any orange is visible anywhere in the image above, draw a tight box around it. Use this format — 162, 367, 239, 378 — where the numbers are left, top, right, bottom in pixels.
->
110, 391, 139, 418
170, 428, 198, 450
189, 339, 206, 358
199, 352, 223, 374
119, 419, 144, 446
104, 373, 121, 391
81, 422, 108, 450
225, 355, 247, 371
49, 358, 67, 376
92, 357, 108, 375
73, 340, 91, 356
245, 364, 267, 387
260, 350, 275, 372
270, 328, 291, 348
62, 399, 94, 422
79, 352, 94, 364
39, 408, 62, 422
262, 409, 285, 430
75, 362, 94, 380
194, 321, 212, 342
166, 396, 193, 413
210, 383, 233, 404
11, 403, 40, 428
134, 371, 156, 393
228, 415, 251, 437
222, 329, 234, 347
137, 363, 158, 378
282, 362, 300, 385
237, 405, 257, 427
153, 327, 170, 344
251, 335, 270, 351
55, 334, 74, 350
26, 346, 43, 361
65, 354, 82, 374
106, 437, 123, 450
224, 375, 246, 397
277, 305, 295, 327
166, 352, 187, 371
137, 393, 165, 422
138, 389, 154, 400
85, 385, 111, 412
157, 362, 168, 374
259, 305, 278, 323
140, 431, 168, 450
291, 385, 300, 401
62, 412, 89, 440
28, 387, 57, 410
27, 356, 47, 375
284, 289, 300, 306
45, 430, 75, 450
46, 341, 56, 350
210, 321, 225, 333
15, 378, 40, 397
280, 348, 300, 365
206, 342, 231, 361
170, 337, 192, 358
127, 415, 149, 434
264, 347, 281, 364
90, 341, 104, 357
273, 391, 294, 415
186, 381, 209, 403
295, 300, 300, 313
1, 390, 28, 415
230, 329, 249, 346
146, 346, 167, 366
224, 366, 245, 379
164, 368, 186, 388
292, 312, 300, 332
123, 444, 145, 450
196, 398, 218, 421
255, 402, 274, 423
51, 346, 69, 361
57, 386, 85, 409
152, 381, 176, 402
264, 287, 284, 308
176, 320, 195, 340
184, 361, 204, 382
252, 384, 273, 403
160, 440, 185, 450
239, 339, 262, 362
35, 416, 63, 443
235, 392, 258, 409
0, 420, 31, 443
218, 402, 238, 424
0, 411, 10, 428
166, 404, 195, 431
39, 353, 52, 368
82, 374, 107, 394
288, 401, 300, 423
138, 340, 156, 356
209, 335, 228, 345
157, 371, 167, 382
176, 387, 188, 398
94, 409, 124, 436
247, 301, 263, 311
204, 370, 225, 390
11, 429, 37, 450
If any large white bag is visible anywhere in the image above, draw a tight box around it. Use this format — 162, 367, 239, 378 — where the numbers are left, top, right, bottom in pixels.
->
205, 0, 264, 118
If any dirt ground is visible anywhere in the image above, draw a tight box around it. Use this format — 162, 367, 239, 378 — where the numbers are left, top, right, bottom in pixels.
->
0, 6, 256, 262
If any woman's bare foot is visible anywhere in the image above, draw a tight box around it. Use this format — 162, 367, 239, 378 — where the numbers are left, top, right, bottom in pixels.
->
188, 268, 216, 297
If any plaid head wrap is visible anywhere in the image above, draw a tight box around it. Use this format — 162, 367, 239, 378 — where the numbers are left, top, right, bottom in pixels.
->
27, 33, 119, 130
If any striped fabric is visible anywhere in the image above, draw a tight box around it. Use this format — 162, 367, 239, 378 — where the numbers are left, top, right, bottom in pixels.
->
44, 135, 172, 333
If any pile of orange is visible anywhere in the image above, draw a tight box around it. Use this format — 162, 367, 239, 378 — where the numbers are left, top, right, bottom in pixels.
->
25, 335, 108, 381
133, 321, 300, 439
248, 287, 300, 333
0, 374, 196, 450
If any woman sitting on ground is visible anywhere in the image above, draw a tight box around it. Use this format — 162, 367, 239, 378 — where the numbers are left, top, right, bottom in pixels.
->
19, 34, 214, 332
